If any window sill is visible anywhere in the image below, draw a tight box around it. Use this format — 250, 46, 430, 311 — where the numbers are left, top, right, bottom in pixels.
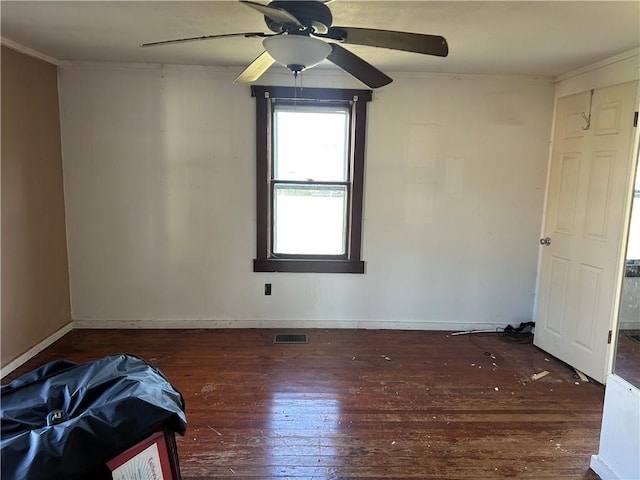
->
253, 258, 365, 274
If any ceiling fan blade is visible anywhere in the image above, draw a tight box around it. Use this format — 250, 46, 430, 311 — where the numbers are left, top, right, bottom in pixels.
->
141, 32, 270, 48
326, 43, 392, 89
324, 27, 448, 57
240, 1, 304, 28
234, 50, 275, 83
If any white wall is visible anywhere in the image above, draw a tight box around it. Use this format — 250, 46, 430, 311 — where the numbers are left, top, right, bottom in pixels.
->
58, 63, 554, 330
591, 374, 640, 479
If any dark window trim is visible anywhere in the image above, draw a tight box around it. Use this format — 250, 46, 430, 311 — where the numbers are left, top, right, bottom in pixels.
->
251, 85, 371, 274
251, 86, 372, 103
253, 258, 364, 274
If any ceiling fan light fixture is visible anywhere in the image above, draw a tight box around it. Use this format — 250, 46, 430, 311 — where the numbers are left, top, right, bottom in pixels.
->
263, 34, 331, 73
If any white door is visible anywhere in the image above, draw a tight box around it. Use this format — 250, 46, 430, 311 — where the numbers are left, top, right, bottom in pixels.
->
534, 81, 638, 383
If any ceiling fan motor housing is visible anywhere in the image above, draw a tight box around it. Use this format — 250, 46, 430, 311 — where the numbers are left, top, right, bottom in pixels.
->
265, 1, 333, 34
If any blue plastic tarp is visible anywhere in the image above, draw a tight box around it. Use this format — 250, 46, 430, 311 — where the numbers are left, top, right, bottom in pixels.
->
1, 354, 186, 480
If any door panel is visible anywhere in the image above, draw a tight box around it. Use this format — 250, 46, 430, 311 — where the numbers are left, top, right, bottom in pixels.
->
594, 101, 622, 135
584, 151, 614, 239
555, 153, 581, 234
546, 256, 570, 336
534, 81, 638, 383
574, 264, 601, 351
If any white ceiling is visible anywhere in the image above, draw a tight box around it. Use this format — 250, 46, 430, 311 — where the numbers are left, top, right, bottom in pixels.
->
1, 1, 639, 78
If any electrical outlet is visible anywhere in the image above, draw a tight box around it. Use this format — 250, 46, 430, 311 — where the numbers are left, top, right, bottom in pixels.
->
264, 283, 271, 295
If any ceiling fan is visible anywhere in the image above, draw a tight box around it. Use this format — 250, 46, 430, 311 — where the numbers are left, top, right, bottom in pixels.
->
140, 0, 449, 88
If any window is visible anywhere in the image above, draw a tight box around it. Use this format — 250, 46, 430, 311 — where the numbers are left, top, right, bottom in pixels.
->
252, 86, 372, 273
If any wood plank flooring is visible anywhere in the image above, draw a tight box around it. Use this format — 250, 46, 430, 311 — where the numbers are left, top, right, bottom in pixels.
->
3, 329, 604, 479
615, 330, 640, 387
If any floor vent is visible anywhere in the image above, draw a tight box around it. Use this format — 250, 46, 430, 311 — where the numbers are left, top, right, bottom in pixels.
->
274, 334, 308, 344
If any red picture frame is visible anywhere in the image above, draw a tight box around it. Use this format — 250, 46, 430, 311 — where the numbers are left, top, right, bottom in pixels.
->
107, 430, 175, 480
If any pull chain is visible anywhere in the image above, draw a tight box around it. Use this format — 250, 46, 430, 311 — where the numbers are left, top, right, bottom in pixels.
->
293, 70, 302, 110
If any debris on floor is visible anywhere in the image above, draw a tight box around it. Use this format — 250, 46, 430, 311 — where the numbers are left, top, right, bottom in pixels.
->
531, 370, 550, 381
574, 368, 589, 383
449, 329, 497, 336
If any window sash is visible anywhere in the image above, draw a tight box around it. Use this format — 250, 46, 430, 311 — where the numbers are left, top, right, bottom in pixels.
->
271, 181, 351, 258
272, 103, 350, 183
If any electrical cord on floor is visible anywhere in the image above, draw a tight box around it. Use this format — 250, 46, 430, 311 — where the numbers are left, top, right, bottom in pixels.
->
499, 321, 535, 344
449, 322, 535, 344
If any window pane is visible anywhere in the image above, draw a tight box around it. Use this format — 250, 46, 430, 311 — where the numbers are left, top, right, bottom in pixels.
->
274, 105, 348, 182
273, 184, 347, 255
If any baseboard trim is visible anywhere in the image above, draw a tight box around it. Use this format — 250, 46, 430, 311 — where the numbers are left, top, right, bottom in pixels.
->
1, 322, 74, 379
73, 318, 506, 332
619, 321, 640, 331
590, 455, 620, 480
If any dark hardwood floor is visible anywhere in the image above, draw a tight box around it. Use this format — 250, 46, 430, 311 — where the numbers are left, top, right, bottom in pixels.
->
3, 329, 604, 479
615, 330, 640, 387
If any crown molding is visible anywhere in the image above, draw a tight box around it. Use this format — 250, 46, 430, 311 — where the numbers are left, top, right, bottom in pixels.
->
555, 47, 640, 83
1, 37, 60, 65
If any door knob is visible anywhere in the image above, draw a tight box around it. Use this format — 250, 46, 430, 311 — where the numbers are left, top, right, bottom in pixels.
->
540, 237, 551, 246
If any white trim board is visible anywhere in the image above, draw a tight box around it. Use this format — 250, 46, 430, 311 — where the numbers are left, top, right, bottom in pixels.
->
1, 37, 60, 65
590, 455, 620, 480
555, 47, 640, 83
72, 318, 508, 332
0, 322, 73, 379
